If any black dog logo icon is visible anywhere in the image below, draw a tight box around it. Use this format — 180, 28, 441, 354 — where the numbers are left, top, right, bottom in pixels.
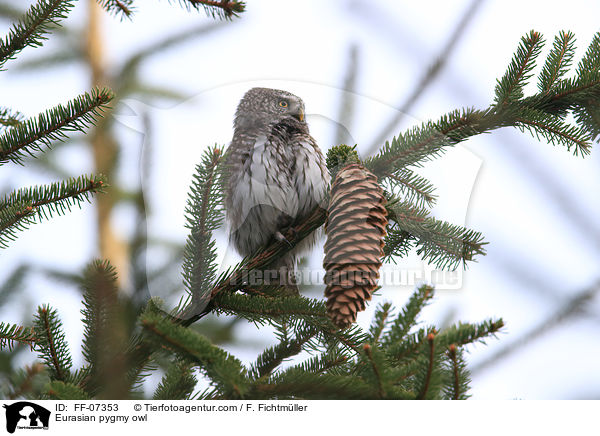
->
3, 402, 50, 433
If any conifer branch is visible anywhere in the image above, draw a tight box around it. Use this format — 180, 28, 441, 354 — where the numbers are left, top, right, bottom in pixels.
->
0, 0, 75, 69
0, 107, 23, 129
0, 175, 106, 248
141, 312, 249, 398
386, 199, 486, 269
0, 204, 36, 248
4, 363, 46, 399
382, 169, 437, 207
382, 284, 433, 347
33, 305, 72, 381
81, 260, 120, 366
181, 146, 225, 317
515, 111, 591, 156
575, 32, 600, 81
495, 30, 544, 105
383, 225, 415, 259
169, 0, 245, 20
250, 324, 318, 379
472, 280, 599, 375
211, 293, 328, 322
96, 0, 134, 19
0, 87, 114, 165
362, 344, 386, 398
254, 372, 380, 400
443, 344, 470, 400
0, 322, 36, 350
79, 260, 132, 397
416, 332, 436, 400
368, 302, 392, 345
281, 351, 349, 377
367, 30, 600, 187
46, 381, 90, 400
178, 205, 327, 323
153, 362, 197, 400
538, 31, 576, 93
436, 319, 505, 349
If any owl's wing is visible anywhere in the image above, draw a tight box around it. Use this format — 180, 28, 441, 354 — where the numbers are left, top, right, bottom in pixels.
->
289, 133, 331, 217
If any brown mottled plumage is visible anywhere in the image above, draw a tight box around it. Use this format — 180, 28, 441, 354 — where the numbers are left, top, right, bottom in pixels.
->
225, 88, 330, 292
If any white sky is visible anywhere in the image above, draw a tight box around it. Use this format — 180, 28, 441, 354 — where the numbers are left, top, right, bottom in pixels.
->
1, 0, 600, 399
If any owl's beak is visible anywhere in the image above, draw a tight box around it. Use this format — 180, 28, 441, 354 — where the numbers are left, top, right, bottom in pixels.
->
295, 107, 305, 122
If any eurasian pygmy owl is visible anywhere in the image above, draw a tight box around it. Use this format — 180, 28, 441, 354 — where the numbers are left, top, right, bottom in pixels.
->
225, 87, 330, 292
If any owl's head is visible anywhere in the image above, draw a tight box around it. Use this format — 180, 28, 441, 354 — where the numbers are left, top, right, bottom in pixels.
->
234, 87, 306, 132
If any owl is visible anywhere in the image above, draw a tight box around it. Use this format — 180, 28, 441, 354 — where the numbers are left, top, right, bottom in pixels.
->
225, 87, 330, 293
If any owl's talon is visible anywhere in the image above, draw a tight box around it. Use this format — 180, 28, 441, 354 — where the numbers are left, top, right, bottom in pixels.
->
275, 231, 293, 247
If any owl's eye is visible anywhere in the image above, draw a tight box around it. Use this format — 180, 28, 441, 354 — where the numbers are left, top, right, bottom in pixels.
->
278, 100, 288, 108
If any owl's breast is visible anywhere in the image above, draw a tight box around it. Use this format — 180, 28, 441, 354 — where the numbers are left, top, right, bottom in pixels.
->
228, 134, 299, 227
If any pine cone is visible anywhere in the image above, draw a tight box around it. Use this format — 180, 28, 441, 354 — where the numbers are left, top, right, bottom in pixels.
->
323, 163, 388, 328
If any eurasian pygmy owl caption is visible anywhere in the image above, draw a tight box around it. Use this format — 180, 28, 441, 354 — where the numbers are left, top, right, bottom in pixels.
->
225, 87, 330, 292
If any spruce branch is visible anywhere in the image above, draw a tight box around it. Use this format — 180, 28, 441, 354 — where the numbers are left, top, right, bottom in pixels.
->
415, 332, 438, 400
365, 107, 506, 176
0, 87, 114, 165
538, 30, 576, 93
386, 198, 486, 269
212, 293, 327, 324
280, 350, 350, 377
3, 363, 47, 400
96, 0, 134, 19
442, 344, 470, 400
382, 168, 437, 207
0, 265, 29, 307
367, 30, 600, 185
79, 260, 132, 397
0, 174, 107, 248
153, 362, 197, 400
0, 203, 36, 249
515, 108, 591, 156
178, 205, 328, 323
181, 146, 225, 315
46, 381, 90, 400
362, 343, 386, 398
254, 372, 381, 400
250, 324, 319, 379
382, 284, 433, 347
168, 0, 246, 20
495, 30, 544, 105
0, 322, 36, 350
33, 305, 72, 382
383, 225, 415, 260
0, 107, 24, 130
0, 0, 75, 69
141, 311, 249, 398
368, 302, 392, 345
575, 32, 600, 82
436, 318, 505, 349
